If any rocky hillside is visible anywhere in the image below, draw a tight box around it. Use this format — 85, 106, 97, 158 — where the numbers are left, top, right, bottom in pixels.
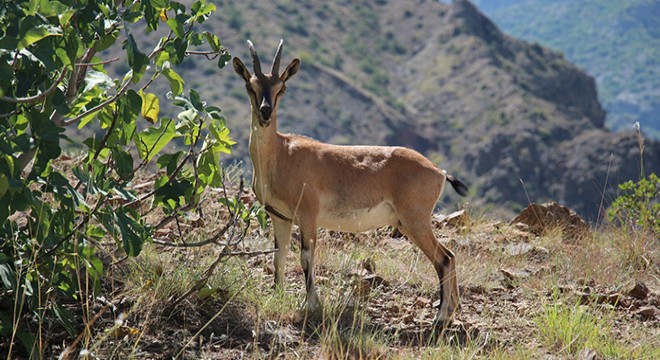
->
122, 0, 660, 219
471, 0, 660, 139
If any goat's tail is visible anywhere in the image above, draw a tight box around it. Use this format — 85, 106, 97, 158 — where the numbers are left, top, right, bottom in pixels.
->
446, 174, 469, 197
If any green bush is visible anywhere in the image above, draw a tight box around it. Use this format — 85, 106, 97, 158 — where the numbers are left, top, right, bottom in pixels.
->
0, 0, 236, 355
608, 173, 660, 233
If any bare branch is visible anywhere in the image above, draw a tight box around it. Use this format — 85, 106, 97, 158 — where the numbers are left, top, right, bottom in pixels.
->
186, 50, 219, 60
56, 77, 132, 127
76, 57, 120, 67
0, 69, 68, 104
66, 47, 97, 100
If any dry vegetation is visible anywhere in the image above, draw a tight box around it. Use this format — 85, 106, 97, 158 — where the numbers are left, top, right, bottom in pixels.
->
19, 160, 658, 359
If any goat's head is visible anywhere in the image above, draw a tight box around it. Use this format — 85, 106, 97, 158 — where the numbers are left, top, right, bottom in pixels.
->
233, 40, 300, 127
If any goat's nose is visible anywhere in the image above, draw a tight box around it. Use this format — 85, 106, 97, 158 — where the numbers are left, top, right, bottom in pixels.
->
260, 104, 272, 120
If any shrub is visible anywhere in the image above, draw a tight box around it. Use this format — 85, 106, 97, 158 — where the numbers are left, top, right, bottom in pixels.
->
608, 173, 660, 234
0, 0, 236, 356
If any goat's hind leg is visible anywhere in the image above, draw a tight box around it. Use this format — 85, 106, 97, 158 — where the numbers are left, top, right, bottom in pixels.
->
401, 223, 459, 328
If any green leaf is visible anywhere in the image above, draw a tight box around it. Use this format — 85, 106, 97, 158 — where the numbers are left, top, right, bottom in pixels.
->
217, 51, 231, 69
189, 89, 204, 111
154, 178, 192, 211
166, 17, 184, 37
139, 91, 160, 124
198, 285, 221, 299
165, 38, 187, 65
162, 68, 184, 96
125, 32, 148, 77
85, 224, 106, 240
196, 147, 219, 187
0, 173, 8, 198
136, 119, 177, 161
53, 303, 77, 337
0, 263, 15, 290
111, 148, 134, 181
209, 122, 236, 153
157, 151, 184, 176
191, 0, 216, 20
18, 25, 63, 50
203, 31, 220, 51
0, 60, 12, 97
116, 210, 146, 256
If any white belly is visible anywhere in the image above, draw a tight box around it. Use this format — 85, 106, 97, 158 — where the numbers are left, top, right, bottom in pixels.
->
317, 201, 398, 233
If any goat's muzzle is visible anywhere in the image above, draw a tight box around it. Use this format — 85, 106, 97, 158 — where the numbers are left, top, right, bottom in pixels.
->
259, 103, 273, 126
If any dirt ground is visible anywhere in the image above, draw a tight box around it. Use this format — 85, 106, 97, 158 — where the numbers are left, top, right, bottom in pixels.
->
32, 195, 658, 359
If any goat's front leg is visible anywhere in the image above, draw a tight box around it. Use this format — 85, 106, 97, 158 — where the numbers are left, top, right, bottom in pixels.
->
298, 221, 320, 312
272, 217, 293, 288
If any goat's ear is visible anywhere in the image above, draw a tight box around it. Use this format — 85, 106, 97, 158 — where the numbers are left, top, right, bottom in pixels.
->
280, 58, 300, 82
233, 57, 251, 82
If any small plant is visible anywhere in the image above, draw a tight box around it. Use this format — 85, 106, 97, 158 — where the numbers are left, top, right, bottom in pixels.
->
318, 299, 386, 360
608, 122, 659, 234
536, 295, 606, 355
534, 290, 654, 359
607, 173, 660, 234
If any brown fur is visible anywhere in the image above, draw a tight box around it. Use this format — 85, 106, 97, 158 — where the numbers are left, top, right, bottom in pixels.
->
233, 40, 468, 327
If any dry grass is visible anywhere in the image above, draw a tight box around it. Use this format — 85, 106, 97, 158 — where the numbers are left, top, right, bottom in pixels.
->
4, 196, 659, 359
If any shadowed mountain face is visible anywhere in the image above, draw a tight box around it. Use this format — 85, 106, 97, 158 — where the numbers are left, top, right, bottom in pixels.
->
138, 0, 659, 219
471, 0, 660, 140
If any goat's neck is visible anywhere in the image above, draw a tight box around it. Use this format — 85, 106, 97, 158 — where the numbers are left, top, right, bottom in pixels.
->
248, 111, 281, 203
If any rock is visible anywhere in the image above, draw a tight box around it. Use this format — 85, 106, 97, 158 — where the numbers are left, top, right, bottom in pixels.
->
363, 274, 388, 287
529, 246, 550, 262
577, 348, 597, 360
414, 296, 431, 308
503, 242, 534, 256
635, 306, 659, 320
435, 209, 470, 228
387, 304, 401, 315
264, 264, 274, 275
576, 291, 627, 307
360, 257, 377, 274
402, 313, 415, 324
625, 280, 650, 300
511, 202, 589, 239
501, 268, 532, 280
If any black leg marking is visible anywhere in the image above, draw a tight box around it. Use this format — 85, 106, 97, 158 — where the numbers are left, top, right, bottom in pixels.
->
300, 231, 314, 291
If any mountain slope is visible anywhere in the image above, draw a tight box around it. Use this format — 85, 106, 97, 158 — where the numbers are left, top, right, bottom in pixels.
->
472, 0, 660, 139
122, 0, 660, 219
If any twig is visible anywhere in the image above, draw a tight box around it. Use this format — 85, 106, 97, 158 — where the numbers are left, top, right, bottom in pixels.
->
76, 57, 120, 67
151, 185, 245, 248
58, 296, 123, 360
596, 153, 614, 226
175, 282, 248, 359
224, 249, 278, 257
168, 248, 227, 308
186, 50, 220, 60
41, 193, 108, 258
57, 77, 132, 127
0, 108, 19, 118
152, 203, 197, 230
0, 69, 68, 104
66, 47, 97, 101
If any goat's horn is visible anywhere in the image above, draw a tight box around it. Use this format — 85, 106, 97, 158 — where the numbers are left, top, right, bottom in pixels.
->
247, 40, 262, 75
271, 39, 284, 75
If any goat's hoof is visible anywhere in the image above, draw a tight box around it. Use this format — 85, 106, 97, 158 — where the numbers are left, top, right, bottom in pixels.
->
433, 313, 454, 330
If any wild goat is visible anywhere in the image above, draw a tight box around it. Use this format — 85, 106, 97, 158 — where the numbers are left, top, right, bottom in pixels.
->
232, 40, 469, 327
